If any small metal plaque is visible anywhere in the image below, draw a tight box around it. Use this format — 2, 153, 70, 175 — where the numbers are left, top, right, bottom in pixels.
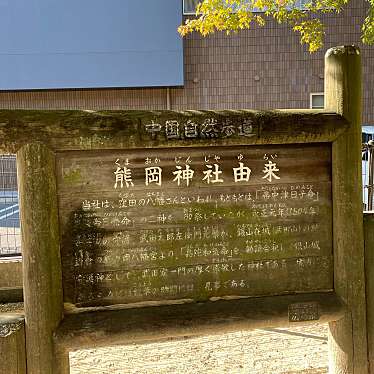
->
288, 302, 320, 322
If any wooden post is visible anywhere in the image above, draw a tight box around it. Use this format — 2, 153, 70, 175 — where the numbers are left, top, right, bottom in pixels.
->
17, 143, 68, 374
325, 46, 368, 373
364, 213, 374, 373
0, 314, 26, 374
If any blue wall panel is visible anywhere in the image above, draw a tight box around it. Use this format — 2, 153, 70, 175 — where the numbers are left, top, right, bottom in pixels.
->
0, 0, 183, 89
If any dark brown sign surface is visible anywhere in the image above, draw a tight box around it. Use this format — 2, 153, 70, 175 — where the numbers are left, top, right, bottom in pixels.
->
57, 143, 333, 307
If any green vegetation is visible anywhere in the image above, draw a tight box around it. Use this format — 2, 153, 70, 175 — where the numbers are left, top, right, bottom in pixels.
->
178, 0, 374, 52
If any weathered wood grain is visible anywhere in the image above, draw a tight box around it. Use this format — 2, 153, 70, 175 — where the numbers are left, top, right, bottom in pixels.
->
0, 314, 26, 374
325, 46, 368, 374
17, 143, 68, 374
0, 110, 348, 153
364, 213, 374, 373
1, 48, 365, 374
0, 287, 23, 303
54, 292, 346, 353
56, 143, 333, 307
56, 143, 332, 193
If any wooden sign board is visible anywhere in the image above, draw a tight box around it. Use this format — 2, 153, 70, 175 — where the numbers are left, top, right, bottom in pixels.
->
57, 143, 333, 307
6, 47, 365, 374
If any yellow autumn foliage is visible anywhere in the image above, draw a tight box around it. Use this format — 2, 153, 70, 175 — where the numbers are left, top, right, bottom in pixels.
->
179, 0, 374, 52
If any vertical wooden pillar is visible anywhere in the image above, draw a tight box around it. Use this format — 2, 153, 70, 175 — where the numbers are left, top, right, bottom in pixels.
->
0, 314, 26, 374
17, 143, 68, 374
364, 213, 374, 373
325, 46, 368, 373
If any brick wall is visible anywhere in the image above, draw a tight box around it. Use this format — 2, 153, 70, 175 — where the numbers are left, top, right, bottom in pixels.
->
0, 0, 372, 123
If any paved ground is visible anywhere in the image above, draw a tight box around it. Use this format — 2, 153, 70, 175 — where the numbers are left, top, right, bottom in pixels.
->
69, 323, 329, 374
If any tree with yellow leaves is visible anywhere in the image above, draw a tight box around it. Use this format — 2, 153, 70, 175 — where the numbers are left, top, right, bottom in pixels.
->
179, 0, 374, 52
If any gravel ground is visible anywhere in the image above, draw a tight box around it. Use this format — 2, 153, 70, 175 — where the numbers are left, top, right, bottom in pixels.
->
69, 323, 329, 374
0, 304, 329, 373
0, 302, 23, 313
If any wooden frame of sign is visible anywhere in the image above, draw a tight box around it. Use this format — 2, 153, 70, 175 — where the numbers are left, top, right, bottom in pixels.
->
0, 46, 367, 374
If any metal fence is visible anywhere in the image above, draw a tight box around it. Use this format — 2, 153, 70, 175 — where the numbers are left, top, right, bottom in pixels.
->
363, 127, 374, 211
0, 155, 21, 257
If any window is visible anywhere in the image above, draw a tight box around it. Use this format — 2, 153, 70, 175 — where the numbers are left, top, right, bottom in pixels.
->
310, 93, 325, 109
183, 0, 310, 15
184, 0, 200, 14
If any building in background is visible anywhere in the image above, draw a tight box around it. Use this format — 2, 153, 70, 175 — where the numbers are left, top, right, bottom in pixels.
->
0, 0, 373, 255
0, 0, 370, 118
0, 0, 184, 90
